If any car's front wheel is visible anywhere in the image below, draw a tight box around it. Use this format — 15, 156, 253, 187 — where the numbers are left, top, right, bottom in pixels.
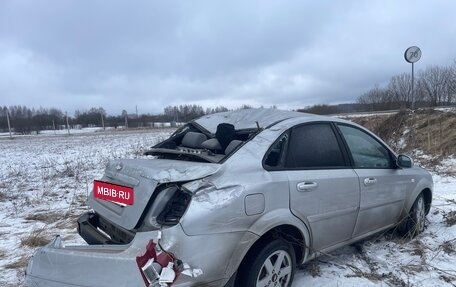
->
400, 193, 426, 237
237, 239, 296, 287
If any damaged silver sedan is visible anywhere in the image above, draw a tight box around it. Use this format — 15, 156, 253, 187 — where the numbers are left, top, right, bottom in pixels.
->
26, 109, 433, 287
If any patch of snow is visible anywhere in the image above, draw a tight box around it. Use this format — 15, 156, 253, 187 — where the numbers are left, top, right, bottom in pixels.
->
435, 106, 456, 112
397, 128, 411, 150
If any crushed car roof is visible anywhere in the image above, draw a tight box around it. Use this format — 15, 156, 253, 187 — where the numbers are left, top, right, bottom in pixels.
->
193, 108, 317, 133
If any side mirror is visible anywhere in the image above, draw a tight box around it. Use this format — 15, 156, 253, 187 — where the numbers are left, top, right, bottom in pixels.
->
397, 155, 413, 168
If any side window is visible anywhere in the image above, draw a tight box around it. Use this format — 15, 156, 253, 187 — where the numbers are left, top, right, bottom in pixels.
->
285, 123, 346, 168
337, 124, 392, 169
264, 133, 288, 167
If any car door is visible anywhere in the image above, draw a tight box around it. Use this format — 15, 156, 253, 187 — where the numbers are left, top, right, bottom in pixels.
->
336, 124, 407, 237
283, 123, 360, 251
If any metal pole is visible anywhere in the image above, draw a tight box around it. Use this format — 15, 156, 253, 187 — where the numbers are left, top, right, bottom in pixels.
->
66, 112, 70, 135
52, 119, 56, 135
136, 105, 139, 127
411, 62, 415, 110
6, 108, 12, 139
101, 113, 105, 130
404, 46, 421, 110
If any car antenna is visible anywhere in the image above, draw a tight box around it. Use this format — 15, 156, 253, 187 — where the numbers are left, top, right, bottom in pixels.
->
255, 121, 260, 130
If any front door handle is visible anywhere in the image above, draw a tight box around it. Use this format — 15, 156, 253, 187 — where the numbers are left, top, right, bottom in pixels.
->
297, 181, 318, 192
364, 177, 377, 186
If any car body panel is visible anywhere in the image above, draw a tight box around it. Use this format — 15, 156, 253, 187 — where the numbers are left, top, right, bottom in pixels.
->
288, 169, 360, 250
399, 166, 434, 217
245, 208, 312, 263
352, 168, 406, 236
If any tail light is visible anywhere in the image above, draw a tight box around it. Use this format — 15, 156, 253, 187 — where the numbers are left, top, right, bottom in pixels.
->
136, 240, 179, 286
157, 190, 191, 226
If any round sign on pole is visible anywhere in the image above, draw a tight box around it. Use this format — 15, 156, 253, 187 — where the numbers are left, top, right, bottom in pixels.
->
404, 46, 421, 63
404, 46, 421, 111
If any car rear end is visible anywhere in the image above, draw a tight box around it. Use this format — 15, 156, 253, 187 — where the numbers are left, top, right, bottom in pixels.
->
26, 158, 226, 287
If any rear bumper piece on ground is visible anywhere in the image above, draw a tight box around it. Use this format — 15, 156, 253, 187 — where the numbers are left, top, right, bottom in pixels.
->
25, 224, 252, 287
26, 231, 156, 287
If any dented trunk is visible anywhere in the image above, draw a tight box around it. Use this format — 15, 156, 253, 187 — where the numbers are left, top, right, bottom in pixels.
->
88, 159, 220, 232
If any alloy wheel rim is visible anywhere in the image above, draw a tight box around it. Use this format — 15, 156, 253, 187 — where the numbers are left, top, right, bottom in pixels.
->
416, 197, 425, 232
256, 250, 292, 287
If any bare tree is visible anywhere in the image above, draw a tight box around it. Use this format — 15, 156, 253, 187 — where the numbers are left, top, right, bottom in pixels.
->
448, 60, 456, 104
388, 73, 412, 109
357, 84, 392, 110
418, 65, 452, 106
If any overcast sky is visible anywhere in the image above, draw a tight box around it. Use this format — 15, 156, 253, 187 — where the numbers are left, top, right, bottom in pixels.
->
1, 1, 455, 115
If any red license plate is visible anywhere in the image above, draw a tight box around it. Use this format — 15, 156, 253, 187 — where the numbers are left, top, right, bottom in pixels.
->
93, 180, 134, 205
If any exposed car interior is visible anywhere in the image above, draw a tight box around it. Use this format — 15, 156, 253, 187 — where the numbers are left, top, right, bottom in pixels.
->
145, 122, 258, 163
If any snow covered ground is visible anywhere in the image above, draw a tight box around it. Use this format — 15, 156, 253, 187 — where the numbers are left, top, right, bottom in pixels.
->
0, 127, 112, 138
0, 129, 455, 286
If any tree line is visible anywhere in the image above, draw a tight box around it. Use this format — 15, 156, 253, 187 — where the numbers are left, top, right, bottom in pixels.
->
356, 62, 456, 111
0, 104, 235, 134
297, 62, 456, 115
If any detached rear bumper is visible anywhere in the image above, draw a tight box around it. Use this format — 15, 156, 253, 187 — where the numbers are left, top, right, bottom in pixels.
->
26, 232, 155, 287
25, 224, 251, 287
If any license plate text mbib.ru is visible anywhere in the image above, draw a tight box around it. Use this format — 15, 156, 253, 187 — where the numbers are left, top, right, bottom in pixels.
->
93, 180, 134, 205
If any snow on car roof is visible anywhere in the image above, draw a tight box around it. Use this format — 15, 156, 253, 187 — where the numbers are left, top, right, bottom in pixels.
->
193, 108, 318, 133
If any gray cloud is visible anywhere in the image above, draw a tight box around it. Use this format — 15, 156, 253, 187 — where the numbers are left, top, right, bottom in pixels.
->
0, 0, 455, 115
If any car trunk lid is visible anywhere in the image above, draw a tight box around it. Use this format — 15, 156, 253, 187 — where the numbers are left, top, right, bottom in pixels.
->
88, 158, 221, 230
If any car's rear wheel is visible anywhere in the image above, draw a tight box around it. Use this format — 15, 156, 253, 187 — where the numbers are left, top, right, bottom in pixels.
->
400, 193, 426, 237
237, 239, 296, 287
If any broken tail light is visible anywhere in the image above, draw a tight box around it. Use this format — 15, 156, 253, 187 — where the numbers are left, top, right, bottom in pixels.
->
157, 190, 191, 226
136, 240, 180, 286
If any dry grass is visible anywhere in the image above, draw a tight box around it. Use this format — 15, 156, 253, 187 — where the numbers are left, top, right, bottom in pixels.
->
4, 255, 29, 269
302, 259, 322, 277
0, 191, 7, 202
343, 242, 411, 286
375, 111, 409, 149
54, 217, 78, 230
441, 240, 456, 255
443, 210, 456, 227
408, 110, 456, 156
410, 240, 426, 257
349, 109, 456, 161
440, 275, 455, 284
25, 211, 62, 224
20, 228, 50, 248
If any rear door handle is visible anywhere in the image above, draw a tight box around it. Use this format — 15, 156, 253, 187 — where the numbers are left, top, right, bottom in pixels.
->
297, 181, 318, 192
364, 177, 377, 186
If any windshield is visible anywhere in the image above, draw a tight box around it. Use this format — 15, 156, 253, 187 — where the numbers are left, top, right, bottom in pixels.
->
144, 122, 259, 163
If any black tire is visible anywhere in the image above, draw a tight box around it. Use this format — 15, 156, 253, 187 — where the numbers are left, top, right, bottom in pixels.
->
236, 239, 296, 287
399, 193, 426, 237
